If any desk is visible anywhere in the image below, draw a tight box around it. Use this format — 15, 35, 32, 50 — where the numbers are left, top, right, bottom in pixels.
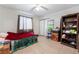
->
51, 30, 60, 42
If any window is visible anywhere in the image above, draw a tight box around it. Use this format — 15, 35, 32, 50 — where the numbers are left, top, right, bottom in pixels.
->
18, 15, 33, 32
26, 18, 32, 30
19, 16, 24, 30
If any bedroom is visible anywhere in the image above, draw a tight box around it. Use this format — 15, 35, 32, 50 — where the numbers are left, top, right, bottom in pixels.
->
0, 4, 79, 54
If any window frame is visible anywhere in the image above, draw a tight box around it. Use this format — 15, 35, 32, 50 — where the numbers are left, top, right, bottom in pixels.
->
17, 15, 33, 33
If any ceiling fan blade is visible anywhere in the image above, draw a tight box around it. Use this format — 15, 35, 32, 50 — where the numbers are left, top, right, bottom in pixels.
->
30, 4, 39, 11
30, 7, 37, 11
41, 6, 48, 11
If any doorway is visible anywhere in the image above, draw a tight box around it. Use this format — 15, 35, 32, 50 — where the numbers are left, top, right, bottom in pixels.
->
39, 19, 54, 36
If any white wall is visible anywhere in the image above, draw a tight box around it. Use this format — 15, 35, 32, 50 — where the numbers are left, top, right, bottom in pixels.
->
33, 16, 40, 34
0, 6, 39, 33
0, 7, 17, 33
1, 5, 79, 34
42, 6, 79, 28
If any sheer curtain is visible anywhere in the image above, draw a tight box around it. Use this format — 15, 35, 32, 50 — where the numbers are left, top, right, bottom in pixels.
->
40, 20, 48, 36
19, 16, 24, 30
26, 18, 32, 30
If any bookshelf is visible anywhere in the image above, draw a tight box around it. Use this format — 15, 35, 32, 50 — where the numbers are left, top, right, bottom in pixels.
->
60, 13, 79, 48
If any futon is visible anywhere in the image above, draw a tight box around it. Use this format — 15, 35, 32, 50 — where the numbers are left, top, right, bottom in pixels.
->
6, 32, 38, 52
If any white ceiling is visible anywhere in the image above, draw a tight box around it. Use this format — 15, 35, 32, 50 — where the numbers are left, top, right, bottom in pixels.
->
0, 4, 79, 16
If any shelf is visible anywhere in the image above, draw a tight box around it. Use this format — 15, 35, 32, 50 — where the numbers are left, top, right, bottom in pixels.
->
65, 20, 77, 23
60, 13, 79, 49
61, 42, 76, 48
62, 32, 77, 35
61, 39, 76, 48
62, 38, 76, 41
63, 27, 77, 29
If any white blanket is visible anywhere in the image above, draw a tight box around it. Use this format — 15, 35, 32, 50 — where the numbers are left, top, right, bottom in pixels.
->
0, 38, 10, 43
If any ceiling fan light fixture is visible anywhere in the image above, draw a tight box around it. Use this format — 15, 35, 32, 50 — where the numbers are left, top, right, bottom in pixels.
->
35, 7, 40, 11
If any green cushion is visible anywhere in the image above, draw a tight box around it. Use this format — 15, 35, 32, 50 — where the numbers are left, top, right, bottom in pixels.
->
12, 36, 37, 52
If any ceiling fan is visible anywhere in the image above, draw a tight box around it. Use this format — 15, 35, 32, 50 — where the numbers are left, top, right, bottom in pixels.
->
31, 4, 48, 11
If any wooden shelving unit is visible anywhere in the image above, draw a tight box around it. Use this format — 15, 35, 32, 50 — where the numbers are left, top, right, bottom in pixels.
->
60, 13, 79, 49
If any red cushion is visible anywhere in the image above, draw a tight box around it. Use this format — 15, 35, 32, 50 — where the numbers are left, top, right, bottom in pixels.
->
18, 32, 35, 39
6, 32, 35, 40
6, 32, 16, 40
